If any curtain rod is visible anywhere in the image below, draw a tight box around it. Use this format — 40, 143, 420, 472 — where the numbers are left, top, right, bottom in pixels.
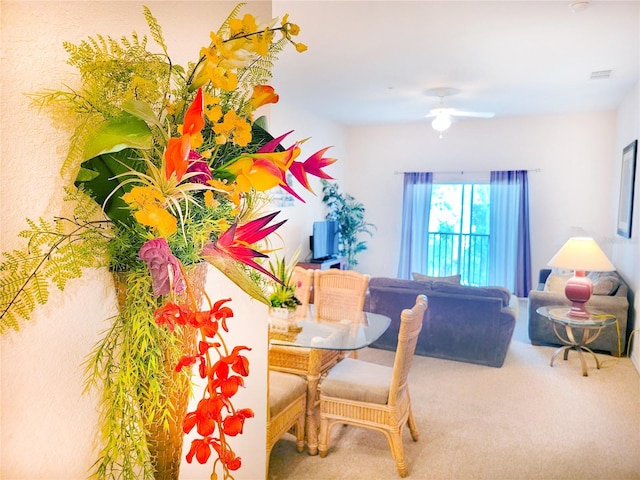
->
393, 168, 542, 175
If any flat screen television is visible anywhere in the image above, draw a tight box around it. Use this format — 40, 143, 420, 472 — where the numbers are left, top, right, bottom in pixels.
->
311, 220, 339, 261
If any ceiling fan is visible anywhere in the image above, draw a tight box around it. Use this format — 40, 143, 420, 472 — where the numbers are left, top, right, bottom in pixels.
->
424, 88, 495, 137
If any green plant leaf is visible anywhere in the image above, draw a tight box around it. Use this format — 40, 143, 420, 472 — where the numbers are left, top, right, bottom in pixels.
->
75, 150, 145, 224
75, 167, 100, 182
83, 112, 152, 161
122, 99, 163, 129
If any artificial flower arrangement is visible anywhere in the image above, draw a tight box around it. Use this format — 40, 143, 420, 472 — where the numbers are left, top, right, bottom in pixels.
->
0, 4, 335, 480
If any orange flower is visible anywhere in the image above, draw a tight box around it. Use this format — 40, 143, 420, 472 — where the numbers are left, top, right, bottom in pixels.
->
165, 88, 205, 181
250, 85, 279, 109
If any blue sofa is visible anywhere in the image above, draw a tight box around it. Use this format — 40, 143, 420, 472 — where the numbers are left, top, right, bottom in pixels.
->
364, 277, 518, 368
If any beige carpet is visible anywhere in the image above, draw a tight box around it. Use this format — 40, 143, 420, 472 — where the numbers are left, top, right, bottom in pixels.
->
268, 299, 640, 480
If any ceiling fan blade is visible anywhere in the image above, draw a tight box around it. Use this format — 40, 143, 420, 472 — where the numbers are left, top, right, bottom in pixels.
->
450, 110, 495, 118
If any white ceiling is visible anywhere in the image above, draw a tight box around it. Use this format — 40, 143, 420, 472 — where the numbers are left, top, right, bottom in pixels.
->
271, 0, 640, 126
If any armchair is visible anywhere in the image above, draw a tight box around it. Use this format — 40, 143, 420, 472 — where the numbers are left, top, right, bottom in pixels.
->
528, 269, 631, 356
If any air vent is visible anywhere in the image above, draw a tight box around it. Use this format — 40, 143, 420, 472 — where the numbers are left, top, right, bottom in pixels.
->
590, 70, 612, 80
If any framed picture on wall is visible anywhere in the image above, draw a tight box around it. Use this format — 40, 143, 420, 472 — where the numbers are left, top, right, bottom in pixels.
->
617, 139, 638, 238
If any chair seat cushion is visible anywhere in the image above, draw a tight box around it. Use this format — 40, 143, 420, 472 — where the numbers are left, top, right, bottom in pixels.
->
269, 371, 306, 418
320, 358, 392, 404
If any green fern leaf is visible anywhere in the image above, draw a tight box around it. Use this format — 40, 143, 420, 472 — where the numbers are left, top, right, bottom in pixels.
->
143, 6, 168, 55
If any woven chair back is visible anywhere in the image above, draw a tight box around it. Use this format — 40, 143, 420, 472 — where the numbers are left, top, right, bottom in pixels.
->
313, 269, 370, 323
388, 294, 428, 406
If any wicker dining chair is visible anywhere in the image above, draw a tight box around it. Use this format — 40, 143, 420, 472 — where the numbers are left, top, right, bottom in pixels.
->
313, 268, 370, 360
317, 294, 428, 478
268, 342, 341, 456
266, 370, 307, 474
312, 269, 370, 323
290, 266, 313, 319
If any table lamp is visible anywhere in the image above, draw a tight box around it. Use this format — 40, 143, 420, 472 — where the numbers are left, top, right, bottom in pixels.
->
547, 237, 615, 318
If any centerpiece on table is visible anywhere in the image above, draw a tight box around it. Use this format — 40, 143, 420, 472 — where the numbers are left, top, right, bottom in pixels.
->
267, 248, 303, 320
0, 4, 336, 480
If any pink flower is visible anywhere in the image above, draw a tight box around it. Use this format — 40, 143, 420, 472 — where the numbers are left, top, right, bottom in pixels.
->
139, 238, 185, 296
186, 151, 213, 184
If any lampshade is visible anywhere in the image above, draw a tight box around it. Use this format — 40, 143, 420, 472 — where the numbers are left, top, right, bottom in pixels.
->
432, 113, 451, 132
547, 236, 614, 318
547, 237, 615, 272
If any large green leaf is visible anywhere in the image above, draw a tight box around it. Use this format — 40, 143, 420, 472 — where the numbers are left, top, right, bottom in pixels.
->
83, 112, 152, 161
75, 150, 145, 224
122, 99, 163, 129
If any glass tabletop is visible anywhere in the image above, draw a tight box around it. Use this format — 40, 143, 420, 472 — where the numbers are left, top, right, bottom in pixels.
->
268, 309, 391, 351
536, 306, 616, 327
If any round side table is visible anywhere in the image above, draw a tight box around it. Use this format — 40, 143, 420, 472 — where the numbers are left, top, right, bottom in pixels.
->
536, 306, 616, 376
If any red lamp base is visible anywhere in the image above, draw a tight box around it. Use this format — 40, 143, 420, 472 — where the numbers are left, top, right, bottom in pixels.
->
564, 271, 593, 319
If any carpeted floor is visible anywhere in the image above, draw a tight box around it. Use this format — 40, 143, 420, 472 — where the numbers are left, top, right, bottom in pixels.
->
268, 299, 640, 480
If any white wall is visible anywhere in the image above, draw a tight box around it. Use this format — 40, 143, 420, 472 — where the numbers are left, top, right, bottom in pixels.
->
0, 2, 274, 478
344, 111, 617, 280
610, 82, 639, 370
268, 103, 348, 262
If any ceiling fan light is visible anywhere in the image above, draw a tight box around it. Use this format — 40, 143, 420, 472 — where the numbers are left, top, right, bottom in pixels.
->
432, 113, 451, 132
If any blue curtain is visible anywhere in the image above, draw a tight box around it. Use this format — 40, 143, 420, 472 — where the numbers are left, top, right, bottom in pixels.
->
489, 170, 532, 297
397, 172, 432, 279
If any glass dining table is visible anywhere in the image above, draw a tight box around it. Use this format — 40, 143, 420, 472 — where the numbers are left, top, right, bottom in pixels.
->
268, 308, 391, 454
269, 309, 391, 350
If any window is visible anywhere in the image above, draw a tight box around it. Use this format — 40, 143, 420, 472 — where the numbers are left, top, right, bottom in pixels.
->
399, 170, 531, 295
426, 182, 490, 286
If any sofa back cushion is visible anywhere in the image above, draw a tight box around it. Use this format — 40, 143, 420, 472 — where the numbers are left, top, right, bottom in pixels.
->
368, 277, 432, 291
588, 271, 623, 296
430, 282, 511, 307
411, 272, 461, 284
544, 271, 572, 293
542, 270, 625, 296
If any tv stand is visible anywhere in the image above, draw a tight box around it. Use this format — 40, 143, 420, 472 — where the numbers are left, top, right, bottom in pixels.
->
298, 256, 347, 270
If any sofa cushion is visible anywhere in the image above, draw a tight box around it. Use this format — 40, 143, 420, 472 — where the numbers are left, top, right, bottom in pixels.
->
412, 272, 461, 284
431, 282, 511, 307
544, 272, 572, 293
320, 358, 392, 404
588, 271, 622, 296
268, 370, 306, 418
369, 277, 432, 291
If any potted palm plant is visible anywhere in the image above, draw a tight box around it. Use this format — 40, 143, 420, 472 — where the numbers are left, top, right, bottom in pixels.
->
321, 180, 376, 268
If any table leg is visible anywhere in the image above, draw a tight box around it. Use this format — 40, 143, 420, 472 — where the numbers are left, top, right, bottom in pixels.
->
305, 348, 322, 455
550, 345, 570, 366
552, 324, 607, 376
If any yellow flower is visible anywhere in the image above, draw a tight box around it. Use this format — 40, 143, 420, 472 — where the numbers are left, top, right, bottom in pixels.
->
226, 156, 282, 193
134, 205, 177, 237
213, 110, 252, 147
203, 93, 223, 123
122, 186, 164, 210
203, 190, 215, 208
209, 66, 238, 91
295, 42, 308, 53
249, 31, 273, 56
208, 179, 242, 207
229, 14, 258, 37
122, 186, 177, 237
